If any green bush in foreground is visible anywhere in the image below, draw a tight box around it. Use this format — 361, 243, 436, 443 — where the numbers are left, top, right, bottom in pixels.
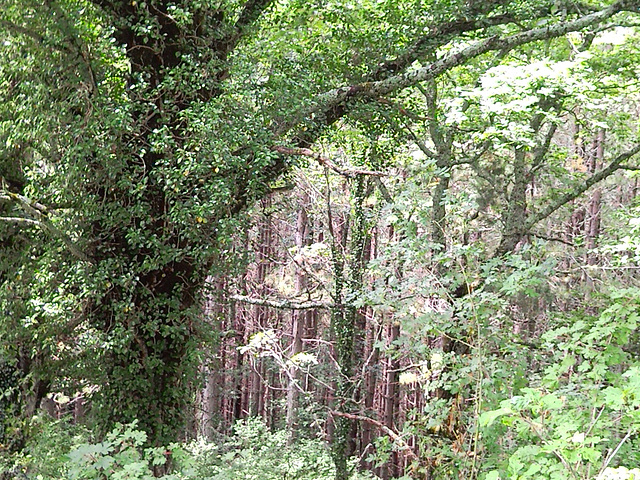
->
1, 417, 376, 480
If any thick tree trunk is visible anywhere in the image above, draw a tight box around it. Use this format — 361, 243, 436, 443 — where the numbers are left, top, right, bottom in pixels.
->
331, 176, 369, 480
81, 0, 275, 446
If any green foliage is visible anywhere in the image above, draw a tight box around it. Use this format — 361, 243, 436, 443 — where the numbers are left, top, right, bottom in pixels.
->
186, 418, 335, 480
2, 418, 377, 480
66, 421, 184, 480
0, 415, 88, 480
479, 289, 640, 480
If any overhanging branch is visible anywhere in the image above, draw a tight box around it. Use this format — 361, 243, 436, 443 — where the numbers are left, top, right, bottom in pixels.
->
290, 0, 637, 132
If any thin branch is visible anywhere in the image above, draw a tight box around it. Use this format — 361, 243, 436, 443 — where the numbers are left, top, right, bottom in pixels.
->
380, 109, 438, 159
230, 294, 331, 310
0, 216, 41, 226
374, 177, 394, 204
531, 232, 575, 247
524, 142, 640, 230
329, 411, 420, 463
212, 0, 275, 57
0, 18, 47, 43
376, 97, 428, 122
1, 191, 92, 263
273, 146, 386, 177
531, 122, 559, 173
0, 16, 74, 54
600, 428, 634, 473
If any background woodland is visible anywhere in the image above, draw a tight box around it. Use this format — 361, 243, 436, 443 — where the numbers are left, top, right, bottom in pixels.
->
2, 1, 640, 479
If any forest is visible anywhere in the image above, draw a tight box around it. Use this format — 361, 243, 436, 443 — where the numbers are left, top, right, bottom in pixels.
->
2, 0, 640, 479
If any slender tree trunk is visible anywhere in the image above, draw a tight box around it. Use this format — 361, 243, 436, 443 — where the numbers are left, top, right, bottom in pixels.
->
196, 277, 225, 438
233, 299, 246, 422
286, 193, 310, 438
497, 147, 529, 255
361, 319, 379, 466
382, 322, 400, 480
585, 130, 604, 271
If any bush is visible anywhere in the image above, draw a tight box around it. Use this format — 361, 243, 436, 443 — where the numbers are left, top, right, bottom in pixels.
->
184, 417, 376, 480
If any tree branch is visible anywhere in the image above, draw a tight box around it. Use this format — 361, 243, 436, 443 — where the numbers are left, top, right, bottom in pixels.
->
0, 216, 40, 226
0, 16, 73, 54
369, 0, 593, 80
272, 146, 386, 177
524, 142, 640, 231
330, 411, 420, 463
231, 294, 331, 310
234, 0, 274, 34
290, 0, 637, 133
1, 192, 92, 263
531, 232, 576, 247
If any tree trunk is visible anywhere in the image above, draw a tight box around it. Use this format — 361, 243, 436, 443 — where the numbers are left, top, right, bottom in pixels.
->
286, 193, 310, 439
585, 130, 605, 271
382, 322, 400, 480
331, 176, 369, 480
196, 278, 225, 439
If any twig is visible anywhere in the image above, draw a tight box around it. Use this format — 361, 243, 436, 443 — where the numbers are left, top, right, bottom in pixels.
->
531, 232, 575, 247
329, 411, 420, 463
601, 428, 634, 473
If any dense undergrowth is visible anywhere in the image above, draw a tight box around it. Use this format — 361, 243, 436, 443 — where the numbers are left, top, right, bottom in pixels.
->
0, 417, 375, 480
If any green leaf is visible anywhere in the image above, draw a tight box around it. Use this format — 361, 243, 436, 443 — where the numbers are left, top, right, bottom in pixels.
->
479, 407, 513, 427
540, 394, 563, 410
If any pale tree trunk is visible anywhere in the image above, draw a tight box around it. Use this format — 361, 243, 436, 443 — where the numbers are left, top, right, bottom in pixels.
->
233, 298, 246, 422
249, 195, 274, 418
286, 192, 310, 439
195, 277, 227, 438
